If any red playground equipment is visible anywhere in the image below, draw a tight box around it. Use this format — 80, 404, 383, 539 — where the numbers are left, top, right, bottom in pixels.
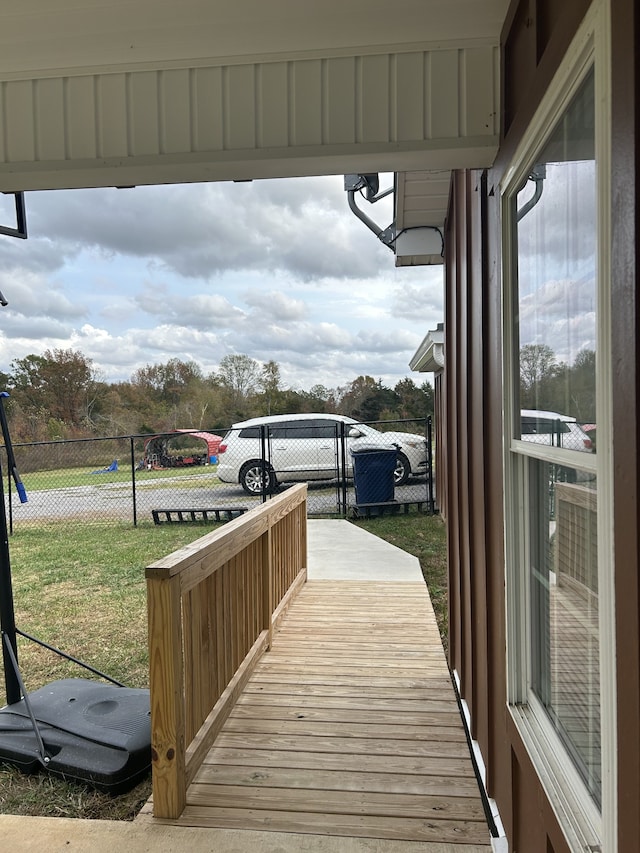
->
142, 430, 222, 470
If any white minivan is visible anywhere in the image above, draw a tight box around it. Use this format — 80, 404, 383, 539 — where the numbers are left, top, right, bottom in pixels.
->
520, 409, 594, 452
216, 413, 428, 495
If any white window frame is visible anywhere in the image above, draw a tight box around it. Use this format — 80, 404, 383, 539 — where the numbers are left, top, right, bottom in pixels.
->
501, 2, 615, 851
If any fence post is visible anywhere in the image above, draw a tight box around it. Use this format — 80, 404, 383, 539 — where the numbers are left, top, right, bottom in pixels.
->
147, 572, 186, 818
259, 424, 268, 503
5, 449, 13, 535
427, 415, 434, 514
339, 421, 348, 517
130, 437, 137, 527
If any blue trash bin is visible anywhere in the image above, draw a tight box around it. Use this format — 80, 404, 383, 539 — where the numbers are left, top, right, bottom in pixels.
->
351, 445, 397, 506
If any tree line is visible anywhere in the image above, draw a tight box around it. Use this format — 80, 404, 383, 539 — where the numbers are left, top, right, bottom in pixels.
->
519, 343, 595, 423
0, 349, 434, 443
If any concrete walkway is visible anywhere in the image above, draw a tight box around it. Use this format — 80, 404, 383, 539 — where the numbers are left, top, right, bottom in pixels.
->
0, 521, 490, 853
307, 519, 423, 582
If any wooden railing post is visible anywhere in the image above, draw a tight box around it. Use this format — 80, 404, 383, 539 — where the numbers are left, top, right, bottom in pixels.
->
300, 500, 308, 576
262, 524, 273, 650
145, 483, 308, 819
147, 572, 186, 819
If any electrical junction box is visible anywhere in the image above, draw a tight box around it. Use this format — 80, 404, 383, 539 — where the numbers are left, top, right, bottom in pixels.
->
394, 226, 444, 266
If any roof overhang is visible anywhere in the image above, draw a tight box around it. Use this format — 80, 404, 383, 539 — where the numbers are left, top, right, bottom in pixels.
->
394, 171, 452, 266
0, 1, 509, 274
409, 325, 445, 373
0, 1, 507, 190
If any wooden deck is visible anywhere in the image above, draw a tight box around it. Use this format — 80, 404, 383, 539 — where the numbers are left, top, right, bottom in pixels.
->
138, 578, 491, 847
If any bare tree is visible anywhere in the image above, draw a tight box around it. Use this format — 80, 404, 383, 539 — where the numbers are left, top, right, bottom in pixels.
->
217, 354, 261, 418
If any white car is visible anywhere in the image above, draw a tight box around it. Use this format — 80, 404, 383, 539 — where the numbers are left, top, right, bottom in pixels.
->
520, 409, 594, 452
216, 413, 428, 495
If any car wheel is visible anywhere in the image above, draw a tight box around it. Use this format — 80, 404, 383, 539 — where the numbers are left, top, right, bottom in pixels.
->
240, 460, 277, 495
394, 452, 410, 487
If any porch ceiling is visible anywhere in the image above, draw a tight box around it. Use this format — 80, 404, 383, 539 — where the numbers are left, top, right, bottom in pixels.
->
0, 1, 510, 265
1, 1, 509, 80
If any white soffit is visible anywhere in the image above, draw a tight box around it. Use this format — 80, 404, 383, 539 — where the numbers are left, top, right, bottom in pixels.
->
0, 1, 509, 192
1, 1, 510, 78
409, 325, 445, 373
394, 170, 451, 266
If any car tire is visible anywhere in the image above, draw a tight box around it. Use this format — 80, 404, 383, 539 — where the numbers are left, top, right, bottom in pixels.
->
394, 452, 411, 487
240, 460, 277, 495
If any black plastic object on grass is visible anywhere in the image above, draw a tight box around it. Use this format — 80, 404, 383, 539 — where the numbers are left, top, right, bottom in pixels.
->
0, 392, 151, 793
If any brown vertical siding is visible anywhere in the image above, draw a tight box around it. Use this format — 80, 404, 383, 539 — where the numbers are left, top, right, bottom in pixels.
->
496, 0, 592, 175
443, 2, 616, 850
446, 172, 476, 697
441, 1, 639, 848
457, 173, 474, 704
445, 195, 462, 676
468, 171, 489, 751
434, 372, 446, 520
483, 173, 511, 828
507, 719, 573, 853
447, 169, 492, 745
611, 0, 640, 849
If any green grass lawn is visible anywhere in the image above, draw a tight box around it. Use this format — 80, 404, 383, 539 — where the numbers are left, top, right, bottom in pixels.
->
4, 520, 223, 700
0, 510, 448, 820
18, 464, 218, 492
0, 519, 224, 820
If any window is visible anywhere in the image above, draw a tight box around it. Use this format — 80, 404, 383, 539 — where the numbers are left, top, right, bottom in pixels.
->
513, 69, 601, 805
270, 421, 319, 439
503, 14, 613, 842
514, 70, 596, 440
314, 420, 341, 439
513, 65, 600, 801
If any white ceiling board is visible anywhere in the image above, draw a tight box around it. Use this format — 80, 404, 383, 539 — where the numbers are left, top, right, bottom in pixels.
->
1, 1, 511, 79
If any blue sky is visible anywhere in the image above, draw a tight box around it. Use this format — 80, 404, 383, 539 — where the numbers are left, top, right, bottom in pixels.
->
0, 175, 443, 391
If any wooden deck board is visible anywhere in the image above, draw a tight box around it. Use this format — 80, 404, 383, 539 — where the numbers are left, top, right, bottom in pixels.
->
139, 579, 491, 847
186, 783, 486, 821
191, 763, 482, 797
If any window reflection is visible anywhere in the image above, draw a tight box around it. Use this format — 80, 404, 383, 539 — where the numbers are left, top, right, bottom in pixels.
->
511, 67, 601, 808
515, 69, 596, 438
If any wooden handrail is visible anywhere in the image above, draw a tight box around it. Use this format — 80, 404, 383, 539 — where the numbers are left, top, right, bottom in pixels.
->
554, 482, 598, 596
146, 483, 308, 818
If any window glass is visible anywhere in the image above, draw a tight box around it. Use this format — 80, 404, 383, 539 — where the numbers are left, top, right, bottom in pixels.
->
315, 420, 340, 439
510, 66, 601, 809
520, 414, 571, 436
270, 421, 318, 439
268, 422, 294, 439
514, 69, 596, 448
527, 459, 600, 804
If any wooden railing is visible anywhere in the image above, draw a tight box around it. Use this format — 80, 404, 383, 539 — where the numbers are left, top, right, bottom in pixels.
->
145, 483, 308, 818
555, 482, 598, 597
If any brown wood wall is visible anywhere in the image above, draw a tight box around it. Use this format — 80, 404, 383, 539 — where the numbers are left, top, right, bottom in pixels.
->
443, 1, 640, 850
610, 0, 640, 848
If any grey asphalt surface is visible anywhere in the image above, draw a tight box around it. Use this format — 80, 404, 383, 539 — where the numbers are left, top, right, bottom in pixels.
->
6, 474, 432, 523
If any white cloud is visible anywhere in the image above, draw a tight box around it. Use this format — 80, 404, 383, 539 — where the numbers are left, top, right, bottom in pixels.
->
391, 276, 444, 322
243, 289, 307, 322
25, 178, 396, 282
0, 177, 443, 391
519, 277, 597, 363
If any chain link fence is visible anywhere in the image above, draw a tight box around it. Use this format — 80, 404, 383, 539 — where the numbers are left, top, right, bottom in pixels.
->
1, 418, 435, 529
